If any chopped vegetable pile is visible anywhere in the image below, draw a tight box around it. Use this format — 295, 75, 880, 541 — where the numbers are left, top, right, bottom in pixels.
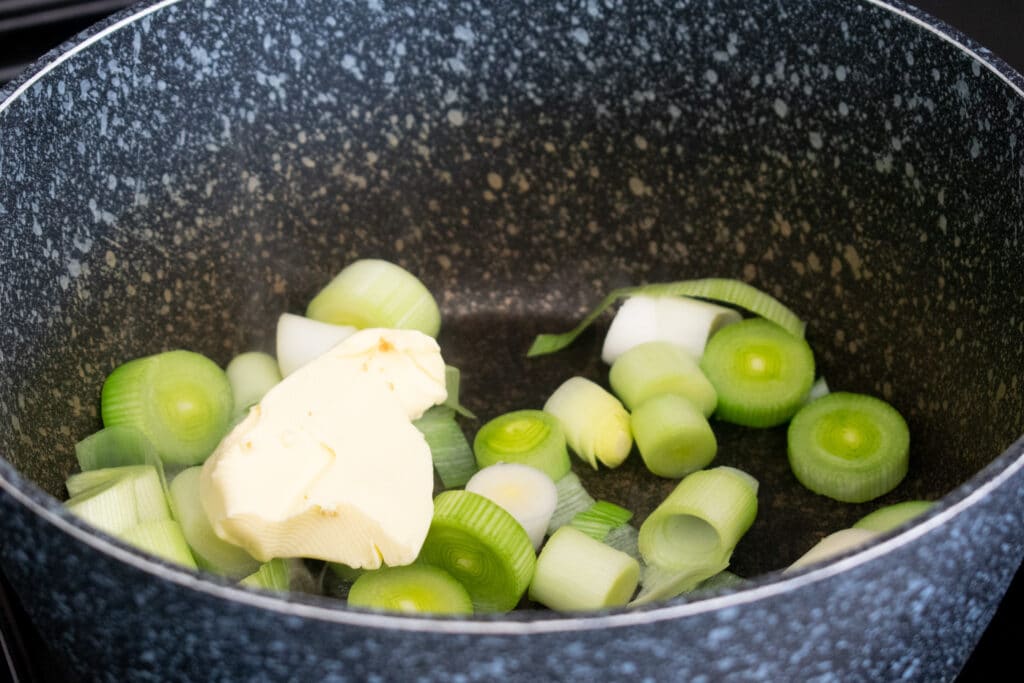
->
64, 258, 927, 615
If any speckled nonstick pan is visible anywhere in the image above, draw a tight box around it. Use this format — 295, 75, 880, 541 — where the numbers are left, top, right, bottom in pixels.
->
1, 0, 1022, 680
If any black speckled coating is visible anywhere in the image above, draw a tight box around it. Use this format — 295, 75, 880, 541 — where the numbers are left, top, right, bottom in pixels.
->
0, 0, 1022, 680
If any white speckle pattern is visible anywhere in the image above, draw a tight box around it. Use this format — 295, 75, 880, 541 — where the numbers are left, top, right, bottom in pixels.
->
0, 0, 1022, 681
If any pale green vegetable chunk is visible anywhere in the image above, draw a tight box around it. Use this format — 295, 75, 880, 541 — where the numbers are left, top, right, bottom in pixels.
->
529, 526, 640, 611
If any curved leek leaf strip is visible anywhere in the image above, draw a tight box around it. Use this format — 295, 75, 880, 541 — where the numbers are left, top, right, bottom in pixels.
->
527, 278, 806, 357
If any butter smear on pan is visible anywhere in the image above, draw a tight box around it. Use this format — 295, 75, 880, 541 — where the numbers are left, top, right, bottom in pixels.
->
199, 328, 447, 568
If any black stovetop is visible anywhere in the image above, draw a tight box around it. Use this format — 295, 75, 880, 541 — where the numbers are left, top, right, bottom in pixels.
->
1, 2, 1022, 681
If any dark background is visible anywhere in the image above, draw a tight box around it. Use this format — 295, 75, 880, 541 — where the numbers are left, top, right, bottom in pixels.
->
1, 1, 1021, 682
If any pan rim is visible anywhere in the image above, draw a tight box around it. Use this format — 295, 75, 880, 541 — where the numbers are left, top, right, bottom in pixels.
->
1, 0, 1023, 633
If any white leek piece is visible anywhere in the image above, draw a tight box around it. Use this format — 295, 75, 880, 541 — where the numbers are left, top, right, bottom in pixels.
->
306, 259, 442, 337
544, 376, 632, 469
275, 313, 356, 377
529, 526, 640, 611
466, 464, 557, 550
785, 528, 878, 573
601, 295, 741, 364
226, 351, 282, 414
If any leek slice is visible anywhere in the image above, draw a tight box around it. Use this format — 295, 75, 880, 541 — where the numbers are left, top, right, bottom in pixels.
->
630, 394, 717, 478
546, 471, 596, 534
697, 570, 747, 592
120, 519, 198, 569
700, 318, 815, 428
601, 295, 742, 364
443, 365, 476, 419
852, 500, 933, 533
787, 392, 910, 503
414, 406, 477, 488
275, 313, 356, 377
169, 467, 259, 578
630, 556, 731, 606
65, 465, 170, 536
528, 277, 805, 357
225, 351, 281, 414
473, 409, 570, 481
785, 528, 878, 573
609, 341, 717, 416
306, 259, 442, 337
569, 501, 633, 542
465, 464, 558, 550
638, 467, 758, 570
347, 565, 474, 615
75, 424, 159, 472
603, 523, 641, 561
240, 558, 291, 591
529, 526, 640, 611
543, 377, 632, 469
101, 350, 233, 467
417, 490, 536, 612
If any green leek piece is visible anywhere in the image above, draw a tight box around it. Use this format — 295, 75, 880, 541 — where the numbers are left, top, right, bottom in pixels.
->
630, 556, 732, 606
569, 501, 633, 542
630, 394, 718, 478
120, 519, 198, 569
466, 463, 558, 550
785, 528, 879, 573
544, 377, 632, 469
787, 392, 910, 503
473, 409, 570, 481
168, 467, 260, 578
306, 259, 442, 337
603, 523, 641, 561
240, 558, 291, 591
444, 365, 476, 419
347, 564, 474, 615
609, 341, 718, 416
638, 466, 758, 571
225, 351, 281, 415
546, 471, 597, 534
100, 350, 234, 467
414, 406, 477, 488
65, 465, 170, 536
66, 464, 149, 499
852, 500, 934, 533
417, 490, 536, 612
700, 318, 815, 428
528, 277, 805, 357
697, 570, 746, 592
75, 424, 159, 472
529, 526, 640, 611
